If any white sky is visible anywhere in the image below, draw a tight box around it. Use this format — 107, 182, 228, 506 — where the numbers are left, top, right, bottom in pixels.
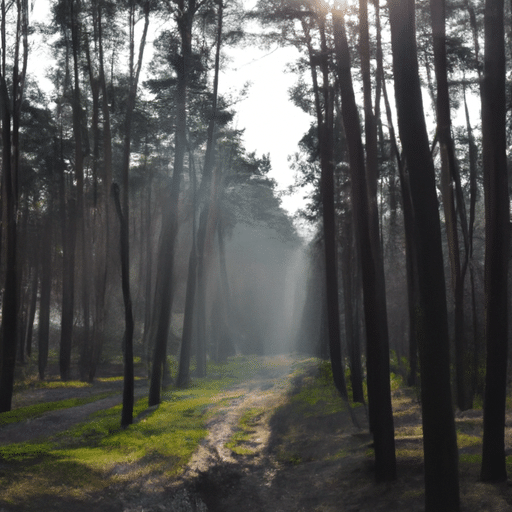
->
219, 44, 314, 216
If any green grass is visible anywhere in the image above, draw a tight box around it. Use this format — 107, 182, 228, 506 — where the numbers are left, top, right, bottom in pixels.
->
0, 355, 266, 509
96, 376, 144, 383
290, 360, 347, 417
271, 359, 352, 465
225, 408, 265, 455
326, 448, 348, 461
13, 378, 92, 394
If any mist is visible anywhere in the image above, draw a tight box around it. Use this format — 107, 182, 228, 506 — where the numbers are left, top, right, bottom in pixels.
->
216, 222, 307, 356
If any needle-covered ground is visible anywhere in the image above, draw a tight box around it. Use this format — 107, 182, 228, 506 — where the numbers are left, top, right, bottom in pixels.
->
0, 355, 512, 511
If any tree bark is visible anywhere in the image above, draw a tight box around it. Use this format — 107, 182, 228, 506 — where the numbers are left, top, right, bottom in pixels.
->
387, 0, 460, 507
69, 0, 91, 383
0, 0, 28, 410
112, 184, 135, 427
38, 212, 53, 380
89, 0, 114, 382
480, 0, 509, 483
300, 14, 347, 399
0, 69, 17, 412
463, 82, 482, 396
332, 8, 396, 482
25, 249, 39, 359
116, 0, 149, 425
430, 0, 472, 411
340, 207, 364, 403
182, 0, 224, 381
148, 0, 194, 406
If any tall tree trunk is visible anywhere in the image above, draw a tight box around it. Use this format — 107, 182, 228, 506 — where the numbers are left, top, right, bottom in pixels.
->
377, 17, 419, 387
177, 232, 197, 388
216, 215, 233, 361
142, 183, 154, 371
388, 0, 460, 507
301, 15, 347, 399
25, 249, 39, 358
69, 0, 90, 382
38, 212, 53, 380
177, 148, 199, 388
82, 19, 101, 381
332, 8, 396, 482
148, 1, 193, 406
480, 0, 509, 483
59, 191, 77, 381
463, 82, 482, 396
430, 0, 472, 411
183, 0, 224, 380
112, 184, 135, 426
116, 0, 149, 426
359, 0, 394, 425
16, 198, 29, 365
0, 0, 27, 410
89, 0, 114, 381
340, 207, 364, 404
0, 70, 17, 412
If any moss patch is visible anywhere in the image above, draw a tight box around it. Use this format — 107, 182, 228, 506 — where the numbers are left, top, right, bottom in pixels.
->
225, 408, 265, 455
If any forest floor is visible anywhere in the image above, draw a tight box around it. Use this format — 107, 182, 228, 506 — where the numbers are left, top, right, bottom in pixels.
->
1, 355, 512, 511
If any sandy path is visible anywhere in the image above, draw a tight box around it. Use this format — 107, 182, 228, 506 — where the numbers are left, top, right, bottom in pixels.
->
185, 354, 296, 472
120, 355, 301, 512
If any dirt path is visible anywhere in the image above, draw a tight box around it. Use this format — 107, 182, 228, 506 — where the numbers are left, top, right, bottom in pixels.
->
186, 354, 296, 473
120, 354, 301, 512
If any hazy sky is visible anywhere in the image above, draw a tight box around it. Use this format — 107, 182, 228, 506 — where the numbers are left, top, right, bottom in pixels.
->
30, 0, 314, 218
219, 43, 314, 216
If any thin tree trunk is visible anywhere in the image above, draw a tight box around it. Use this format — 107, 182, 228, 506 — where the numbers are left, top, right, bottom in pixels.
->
59, 191, 76, 381
301, 15, 347, 399
340, 208, 364, 403
148, 1, 193, 406
25, 249, 39, 358
463, 82, 482, 396
177, 236, 197, 388
192, 0, 224, 379
359, 0, 394, 425
116, 0, 149, 426
0, 0, 27, 411
430, 0, 472, 411
177, 150, 198, 388
89, 0, 114, 381
16, 198, 29, 365
69, 0, 90, 382
38, 212, 53, 380
217, 215, 233, 360
112, 184, 135, 426
142, 183, 154, 371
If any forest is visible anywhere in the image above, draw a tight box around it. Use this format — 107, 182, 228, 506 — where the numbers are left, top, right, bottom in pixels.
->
0, 0, 510, 510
